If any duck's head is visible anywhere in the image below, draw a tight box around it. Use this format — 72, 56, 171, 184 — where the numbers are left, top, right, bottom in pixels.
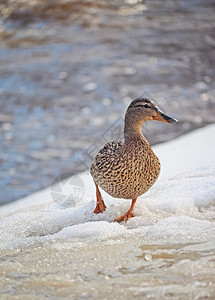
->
126, 97, 178, 123
124, 97, 178, 138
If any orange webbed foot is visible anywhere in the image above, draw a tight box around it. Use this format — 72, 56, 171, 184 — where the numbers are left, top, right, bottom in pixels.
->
114, 198, 137, 223
114, 212, 134, 223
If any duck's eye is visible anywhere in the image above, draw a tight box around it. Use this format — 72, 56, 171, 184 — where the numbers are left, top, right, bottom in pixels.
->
143, 104, 150, 108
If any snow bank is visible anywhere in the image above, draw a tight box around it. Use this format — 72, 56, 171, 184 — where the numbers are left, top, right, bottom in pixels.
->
0, 125, 215, 250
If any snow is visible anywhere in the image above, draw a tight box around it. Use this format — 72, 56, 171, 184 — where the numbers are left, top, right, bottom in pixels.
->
0, 124, 215, 248
155, 123, 215, 179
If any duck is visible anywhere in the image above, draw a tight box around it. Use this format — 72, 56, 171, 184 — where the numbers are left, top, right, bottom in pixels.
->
90, 97, 178, 223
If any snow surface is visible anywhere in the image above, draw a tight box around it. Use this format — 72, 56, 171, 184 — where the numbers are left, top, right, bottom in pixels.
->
0, 124, 215, 249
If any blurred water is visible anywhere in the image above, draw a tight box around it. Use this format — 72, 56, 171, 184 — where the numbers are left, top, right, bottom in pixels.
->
0, 0, 215, 204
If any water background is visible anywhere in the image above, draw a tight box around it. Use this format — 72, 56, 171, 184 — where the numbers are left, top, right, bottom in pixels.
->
0, 0, 215, 205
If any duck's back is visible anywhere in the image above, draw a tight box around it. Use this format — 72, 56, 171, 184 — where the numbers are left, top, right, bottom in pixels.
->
90, 136, 160, 199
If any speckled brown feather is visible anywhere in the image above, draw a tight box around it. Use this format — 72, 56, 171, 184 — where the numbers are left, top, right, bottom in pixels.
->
90, 134, 160, 199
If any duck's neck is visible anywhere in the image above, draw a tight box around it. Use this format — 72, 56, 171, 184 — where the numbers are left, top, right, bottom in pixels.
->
124, 115, 144, 141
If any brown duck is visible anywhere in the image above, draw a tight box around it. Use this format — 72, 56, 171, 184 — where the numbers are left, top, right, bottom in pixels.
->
90, 97, 178, 222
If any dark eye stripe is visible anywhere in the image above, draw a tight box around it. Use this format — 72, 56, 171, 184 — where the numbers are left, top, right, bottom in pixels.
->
134, 105, 144, 108
134, 104, 151, 108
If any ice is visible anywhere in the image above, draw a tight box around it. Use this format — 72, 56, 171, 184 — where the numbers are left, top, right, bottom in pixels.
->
1, 125, 215, 299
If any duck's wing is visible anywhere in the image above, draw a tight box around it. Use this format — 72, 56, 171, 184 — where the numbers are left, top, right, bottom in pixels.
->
90, 141, 124, 180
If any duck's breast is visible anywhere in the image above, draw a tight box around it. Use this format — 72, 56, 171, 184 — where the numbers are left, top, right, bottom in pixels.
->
90, 138, 160, 199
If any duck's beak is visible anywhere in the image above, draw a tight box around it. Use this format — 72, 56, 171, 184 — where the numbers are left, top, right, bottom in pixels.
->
153, 110, 178, 124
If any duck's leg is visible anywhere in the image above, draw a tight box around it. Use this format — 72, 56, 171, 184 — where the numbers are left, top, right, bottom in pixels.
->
93, 181, 107, 214
115, 198, 137, 223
